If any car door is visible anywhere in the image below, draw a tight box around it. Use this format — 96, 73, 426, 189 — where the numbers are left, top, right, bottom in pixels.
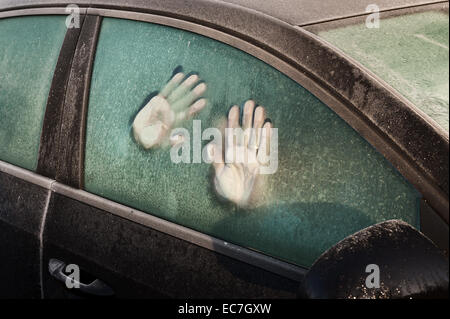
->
40, 3, 447, 299
0, 12, 73, 298
39, 13, 304, 298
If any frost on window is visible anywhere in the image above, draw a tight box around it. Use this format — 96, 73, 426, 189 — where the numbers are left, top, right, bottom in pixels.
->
84, 18, 421, 267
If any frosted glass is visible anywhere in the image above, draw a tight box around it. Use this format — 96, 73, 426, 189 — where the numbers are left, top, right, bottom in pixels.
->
318, 11, 449, 132
85, 18, 421, 267
0, 15, 67, 170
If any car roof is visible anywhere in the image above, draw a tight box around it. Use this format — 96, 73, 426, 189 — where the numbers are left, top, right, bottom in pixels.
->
0, 0, 444, 26
219, 0, 442, 25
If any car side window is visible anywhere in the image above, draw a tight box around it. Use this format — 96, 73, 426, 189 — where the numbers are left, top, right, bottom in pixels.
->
0, 15, 67, 171
85, 17, 421, 267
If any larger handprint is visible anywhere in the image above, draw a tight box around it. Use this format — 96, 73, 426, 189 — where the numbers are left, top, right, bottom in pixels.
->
206, 100, 273, 207
133, 72, 207, 149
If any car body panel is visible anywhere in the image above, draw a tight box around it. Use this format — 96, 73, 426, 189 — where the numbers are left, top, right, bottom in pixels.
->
43, 192, 299, 298
0, 170, 49, 298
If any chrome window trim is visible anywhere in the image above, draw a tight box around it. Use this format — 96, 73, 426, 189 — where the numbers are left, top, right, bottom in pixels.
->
296, 0, 449, 27
0, 160, 54, 190
0, 7, 87, 18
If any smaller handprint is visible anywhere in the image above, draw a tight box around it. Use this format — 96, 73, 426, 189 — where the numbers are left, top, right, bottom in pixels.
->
133, 71, 207, 149
206, 100, 273, 207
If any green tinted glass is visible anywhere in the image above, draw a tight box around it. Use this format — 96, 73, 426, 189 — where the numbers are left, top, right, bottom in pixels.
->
0, 15, 66, 171
85, 17, 421, 267
317, 11, 449, 132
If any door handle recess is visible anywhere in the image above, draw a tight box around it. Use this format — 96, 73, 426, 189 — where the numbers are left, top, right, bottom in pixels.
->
48, 258, 114, 297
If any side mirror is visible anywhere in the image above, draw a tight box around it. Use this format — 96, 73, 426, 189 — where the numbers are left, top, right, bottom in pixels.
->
303, 220, 449, 299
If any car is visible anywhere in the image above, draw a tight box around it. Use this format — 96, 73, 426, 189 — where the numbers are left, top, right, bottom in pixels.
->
0, 0, 448, 299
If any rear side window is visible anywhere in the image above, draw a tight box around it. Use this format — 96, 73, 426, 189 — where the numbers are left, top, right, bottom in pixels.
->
85, 17, 421, 268
0, 15, 67, 170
